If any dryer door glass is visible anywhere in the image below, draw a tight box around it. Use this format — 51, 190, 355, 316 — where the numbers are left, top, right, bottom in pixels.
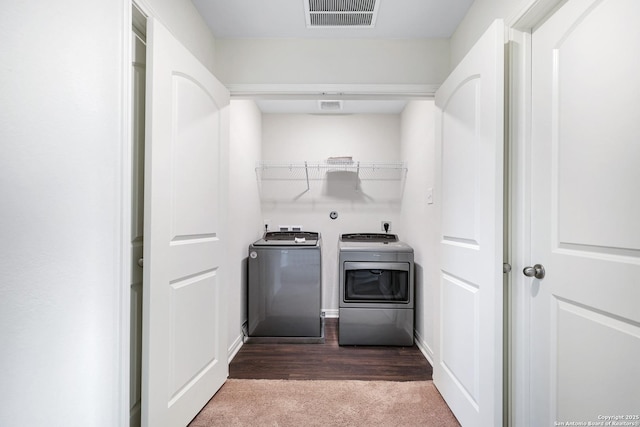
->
343, 262, 410, 303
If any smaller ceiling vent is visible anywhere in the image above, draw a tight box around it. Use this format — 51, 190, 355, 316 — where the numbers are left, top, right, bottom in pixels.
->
304, 0, 380, 28
318, 100, 343, 111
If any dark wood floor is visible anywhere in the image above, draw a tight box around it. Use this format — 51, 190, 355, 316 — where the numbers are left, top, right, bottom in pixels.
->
229, 318, 432, 381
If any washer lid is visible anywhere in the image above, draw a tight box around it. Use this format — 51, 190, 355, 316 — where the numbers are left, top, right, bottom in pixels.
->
253, 231, 320, 246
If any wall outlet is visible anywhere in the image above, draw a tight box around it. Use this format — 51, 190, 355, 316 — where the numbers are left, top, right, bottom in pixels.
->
381, 221, 392, 232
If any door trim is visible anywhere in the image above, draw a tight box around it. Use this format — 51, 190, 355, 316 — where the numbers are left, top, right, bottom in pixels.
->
506, 1, 564, 426
227, 83, 439, 99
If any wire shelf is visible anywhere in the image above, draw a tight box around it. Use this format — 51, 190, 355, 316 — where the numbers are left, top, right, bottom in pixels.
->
255, 160, 407, 191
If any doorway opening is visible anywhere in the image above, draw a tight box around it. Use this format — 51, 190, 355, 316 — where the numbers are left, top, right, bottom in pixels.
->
129, 3, 146, 427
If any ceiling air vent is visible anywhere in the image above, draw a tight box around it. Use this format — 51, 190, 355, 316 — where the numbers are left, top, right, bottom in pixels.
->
318, 100, 343, 111
304, 0, 380, 28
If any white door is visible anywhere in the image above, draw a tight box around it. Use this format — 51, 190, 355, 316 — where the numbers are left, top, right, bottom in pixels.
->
142, 19, 229, 427
434, 20, 504, 427
528, 0, 640, 424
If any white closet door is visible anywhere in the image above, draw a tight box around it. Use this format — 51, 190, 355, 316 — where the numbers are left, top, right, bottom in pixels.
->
529, 0, 640, 424
434, 20, 504, 427
142, 19, 229, 427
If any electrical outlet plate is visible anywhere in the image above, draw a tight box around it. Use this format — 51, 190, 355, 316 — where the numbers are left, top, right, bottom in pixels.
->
426, 187, 433, 204
381, 221, 392, 232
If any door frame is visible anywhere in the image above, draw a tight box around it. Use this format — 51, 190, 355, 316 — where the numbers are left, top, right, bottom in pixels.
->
120, 1, 153, 426
506, 0, 564, 425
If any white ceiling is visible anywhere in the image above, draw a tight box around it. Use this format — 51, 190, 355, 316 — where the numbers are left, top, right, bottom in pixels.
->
192, 0, 473, 114
192, 0, 474, 39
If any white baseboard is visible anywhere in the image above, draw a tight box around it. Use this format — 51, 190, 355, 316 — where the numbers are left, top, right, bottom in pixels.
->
227, 333, 244, 364
322, 309, 339, 318
414, 329, 434, 366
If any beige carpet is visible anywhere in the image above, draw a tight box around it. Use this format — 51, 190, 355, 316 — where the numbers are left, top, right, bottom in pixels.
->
189, 379, 460, 427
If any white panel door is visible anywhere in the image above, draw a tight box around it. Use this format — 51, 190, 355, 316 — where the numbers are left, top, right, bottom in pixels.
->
529, 0, 640, 424
142, 19, 229, 427
434, 20, 504, 427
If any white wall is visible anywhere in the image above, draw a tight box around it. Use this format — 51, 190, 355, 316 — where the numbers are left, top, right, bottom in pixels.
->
145, 0, 217, 73
215, 38, 450, 86
0, 2, 125, 425
227, 100, 263, 353
0, 1, 218, 426
450, 0, 531, 70
260, 114, 403, 313
398, 100, 438, 362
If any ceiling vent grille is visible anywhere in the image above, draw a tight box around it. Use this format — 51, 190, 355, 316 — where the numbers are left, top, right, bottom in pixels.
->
304, 0, 380, 28
318, 100, 343, 111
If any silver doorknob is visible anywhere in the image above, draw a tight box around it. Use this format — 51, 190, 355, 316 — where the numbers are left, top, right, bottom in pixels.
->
523, 264, 545, 279
137, 258, 144, 268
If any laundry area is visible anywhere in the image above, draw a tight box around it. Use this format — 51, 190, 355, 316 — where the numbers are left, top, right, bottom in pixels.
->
128, 2, 448, 423
236, 107, 429, 348
4, 0, 639, 426
128, 0, 506, 424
